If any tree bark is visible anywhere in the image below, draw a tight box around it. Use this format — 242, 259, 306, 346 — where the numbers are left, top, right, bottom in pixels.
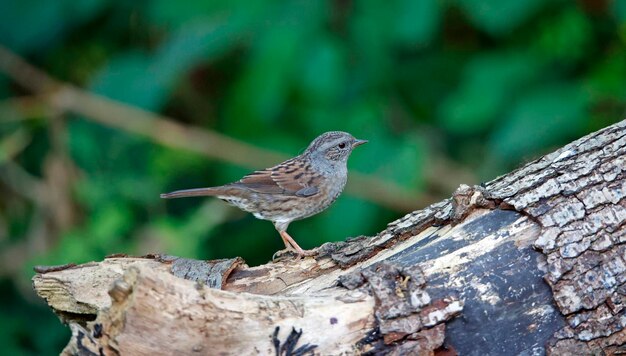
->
33, 120, 626, 355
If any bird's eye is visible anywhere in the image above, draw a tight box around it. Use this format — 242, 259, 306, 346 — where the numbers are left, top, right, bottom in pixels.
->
338, 143, 346, 149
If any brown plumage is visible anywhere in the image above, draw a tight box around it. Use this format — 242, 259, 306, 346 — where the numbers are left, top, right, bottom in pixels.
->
161, 131, 367, 258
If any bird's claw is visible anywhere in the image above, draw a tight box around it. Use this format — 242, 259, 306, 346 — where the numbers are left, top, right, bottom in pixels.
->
272, 249, 294, 261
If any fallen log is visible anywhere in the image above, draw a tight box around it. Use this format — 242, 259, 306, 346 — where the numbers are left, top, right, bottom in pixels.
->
33, 120, 626, 355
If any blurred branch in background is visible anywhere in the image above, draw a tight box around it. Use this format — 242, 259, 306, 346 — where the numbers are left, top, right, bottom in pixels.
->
0, 129, 46, 279
0, 96, 58, 122
0, 44, 445, 212
0, 109, 79, 284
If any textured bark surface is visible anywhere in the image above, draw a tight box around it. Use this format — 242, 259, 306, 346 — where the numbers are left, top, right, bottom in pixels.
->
33, 120, 626, 355
484, 122, 626, 354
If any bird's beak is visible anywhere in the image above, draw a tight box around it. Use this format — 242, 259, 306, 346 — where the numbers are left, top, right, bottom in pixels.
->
352, 139, 368, 148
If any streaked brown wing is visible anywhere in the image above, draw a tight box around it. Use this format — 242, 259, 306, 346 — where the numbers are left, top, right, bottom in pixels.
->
234, 158, 319, 197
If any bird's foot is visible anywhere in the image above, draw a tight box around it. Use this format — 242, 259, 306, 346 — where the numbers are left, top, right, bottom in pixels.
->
272, 247, 318, 262
272, 249, 294, 261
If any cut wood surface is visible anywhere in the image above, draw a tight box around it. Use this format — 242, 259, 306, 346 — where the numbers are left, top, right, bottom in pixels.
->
33, 120, 626, 355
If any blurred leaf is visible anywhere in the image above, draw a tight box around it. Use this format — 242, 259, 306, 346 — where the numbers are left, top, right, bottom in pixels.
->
615, 0, 626, 45
149, 200, 230, 258
296, 35, 346, 105
349, 1, 394, 91
0, 0, 105, 53
585, 50, 626, 100
584, 50, 626, 130
489, 83, 590, 162
92, 5, 265, 110
225, 28, 300, 127
148, 0, 222, 27
68, 120, 157, 207
90, 203, 133, 246
0, 279, 69, 355
532, 7, 592, 65
0, 68, 11, 100
34, 203, 134, 268
224, 1, 325, 134
362, 131, 425, 188
152, 147, 209, 193
440, 51, 541, 135
47, 41, 110, 85
396, 53, 465, 121
393, 0, 441, 47
294, 196, 380, 246
215, 216, 278, 263
614, 0, 626, 22
90, 52, 161, 109
455, 0, 547, 36
345, 104, 426, 190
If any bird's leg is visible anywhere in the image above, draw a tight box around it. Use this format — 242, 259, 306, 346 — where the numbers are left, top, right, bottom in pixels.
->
278, 230, 317, 258
278, 230, 295, 250
272, 232, 295, 261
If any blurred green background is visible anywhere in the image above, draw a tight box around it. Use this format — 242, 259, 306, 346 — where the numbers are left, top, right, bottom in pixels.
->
1, 0, 625, 354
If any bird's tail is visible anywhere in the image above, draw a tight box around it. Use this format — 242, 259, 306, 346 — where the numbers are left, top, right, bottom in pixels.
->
160, 187, 224, 199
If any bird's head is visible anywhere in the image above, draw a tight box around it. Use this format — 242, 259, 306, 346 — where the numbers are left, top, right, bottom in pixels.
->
305, 131, 367, 164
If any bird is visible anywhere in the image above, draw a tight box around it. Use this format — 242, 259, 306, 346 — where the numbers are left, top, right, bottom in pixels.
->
160, 131, 367, 258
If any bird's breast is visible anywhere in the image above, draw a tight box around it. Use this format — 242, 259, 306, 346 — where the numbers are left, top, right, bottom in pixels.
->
297, 170, 347, 218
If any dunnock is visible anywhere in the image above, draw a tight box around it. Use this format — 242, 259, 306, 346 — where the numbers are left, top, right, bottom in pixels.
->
161, 131, 367, 258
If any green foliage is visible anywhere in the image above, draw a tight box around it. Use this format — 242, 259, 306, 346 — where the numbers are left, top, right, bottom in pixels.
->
490, 83, 589, 163
0, 279, 70, 355
0, 0, 105, 53
440, 51, 541, 135
455, 0, 548, 36
1, 1, 625, 354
